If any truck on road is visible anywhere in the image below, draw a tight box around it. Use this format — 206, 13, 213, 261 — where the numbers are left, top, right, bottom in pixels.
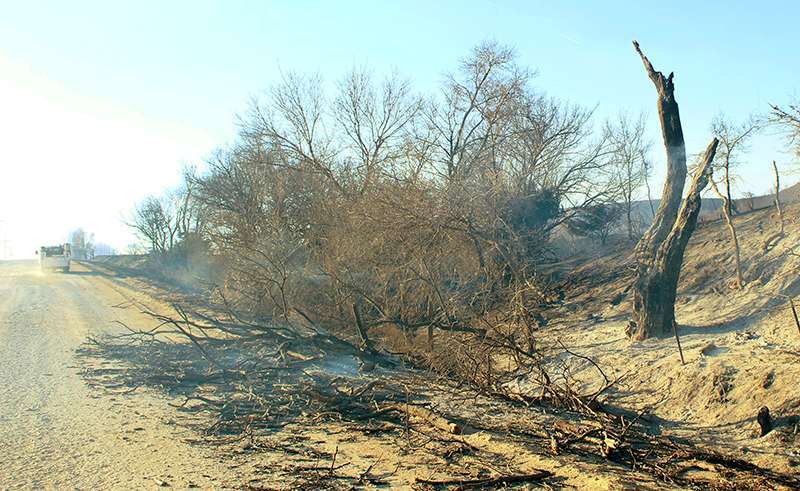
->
37, 244, 71, 272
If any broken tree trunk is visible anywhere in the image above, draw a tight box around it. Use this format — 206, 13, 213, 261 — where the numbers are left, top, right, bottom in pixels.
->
710, 179, 745, 288
631, 41, 719, 340
633, 140, 719, 340
632, 42, 687, 263
773, 160, 785, 237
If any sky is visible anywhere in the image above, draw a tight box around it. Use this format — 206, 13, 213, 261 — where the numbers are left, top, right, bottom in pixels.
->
1, 1, 798, 258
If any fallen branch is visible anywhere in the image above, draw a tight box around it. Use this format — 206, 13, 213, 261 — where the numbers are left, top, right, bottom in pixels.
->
414, 470, 553, 489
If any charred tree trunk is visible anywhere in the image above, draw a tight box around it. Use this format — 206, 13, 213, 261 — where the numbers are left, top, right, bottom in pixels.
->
633, 140, 718, 339
630, 41, 720, 340
632, 42, 687, 263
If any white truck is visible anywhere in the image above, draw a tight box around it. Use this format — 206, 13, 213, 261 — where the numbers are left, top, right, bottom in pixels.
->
37, 244, 71, 272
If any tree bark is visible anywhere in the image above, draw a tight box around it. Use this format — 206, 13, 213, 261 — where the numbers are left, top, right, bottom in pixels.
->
724, 162, 734, 217
630, 41, 719, 340
626, 200, 633, 241
632, 42, 687, 263
773, 160, 785, 237
633, 139, 718, 339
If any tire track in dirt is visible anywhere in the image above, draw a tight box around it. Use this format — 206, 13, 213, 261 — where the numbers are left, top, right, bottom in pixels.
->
0, 261, 243, 489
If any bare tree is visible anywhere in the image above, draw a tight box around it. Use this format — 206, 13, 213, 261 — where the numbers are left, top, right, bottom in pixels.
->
128, 196, 176, 255
769, 99, 800, 157
504, 95, 616, 227
246, 71, 343, 194
333, 69, 421, 191
127, 188, 202, 256
630, 41, 719, 341
710, 113, 759, 216
421, 41, 527, 183
606, 112, 652, 240
174, 166, 207, 241
709, 114, 759, 289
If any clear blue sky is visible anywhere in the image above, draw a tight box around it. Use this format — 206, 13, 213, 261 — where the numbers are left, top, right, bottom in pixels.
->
1, 1, 798, 256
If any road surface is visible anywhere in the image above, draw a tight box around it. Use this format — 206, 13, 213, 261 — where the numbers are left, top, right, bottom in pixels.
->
0, 260, 236, 489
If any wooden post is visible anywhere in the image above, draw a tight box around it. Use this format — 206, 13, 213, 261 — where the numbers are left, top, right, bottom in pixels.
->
773, 160, 785, 237
789, 298, 800, 337
425, 295, 434, 351
673, 320, 685, 365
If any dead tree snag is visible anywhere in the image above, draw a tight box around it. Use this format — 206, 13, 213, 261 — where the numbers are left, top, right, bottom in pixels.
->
630, 41, 719, 340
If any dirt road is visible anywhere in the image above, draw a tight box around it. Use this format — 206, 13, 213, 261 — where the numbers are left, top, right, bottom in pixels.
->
0, 260, 237, 489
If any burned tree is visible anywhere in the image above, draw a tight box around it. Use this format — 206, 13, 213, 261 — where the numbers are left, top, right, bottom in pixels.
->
606, 112, 651, 240
630, 41, 719, 340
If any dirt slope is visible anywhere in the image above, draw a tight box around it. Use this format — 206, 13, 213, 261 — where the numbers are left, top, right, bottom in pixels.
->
550, 200, 800, 474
